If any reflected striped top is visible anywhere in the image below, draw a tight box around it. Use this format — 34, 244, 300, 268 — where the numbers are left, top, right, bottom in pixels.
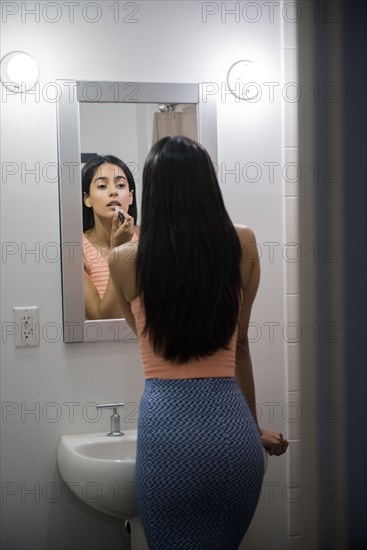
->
131, 294, 238, 379
83, 233, 138, 298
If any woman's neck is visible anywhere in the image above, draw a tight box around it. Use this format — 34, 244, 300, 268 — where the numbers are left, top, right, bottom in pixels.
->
85, 217, 111, 250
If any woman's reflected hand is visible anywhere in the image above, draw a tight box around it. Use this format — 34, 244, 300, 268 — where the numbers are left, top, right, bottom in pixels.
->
260, 428, 289, 456
110, 209, 135, 248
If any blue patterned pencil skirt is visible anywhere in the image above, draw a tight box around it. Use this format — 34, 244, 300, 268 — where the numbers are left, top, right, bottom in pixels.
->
135, 377, 264, 550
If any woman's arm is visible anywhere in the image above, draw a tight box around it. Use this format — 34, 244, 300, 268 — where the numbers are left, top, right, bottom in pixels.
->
108, 241, 138, 334
236, 226, 289, 456
84, 269, 124, 320
83, 211, 138, 320
235, 226, 261, 429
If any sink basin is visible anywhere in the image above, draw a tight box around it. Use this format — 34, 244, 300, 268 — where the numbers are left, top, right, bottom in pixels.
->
57, 430, 138, 519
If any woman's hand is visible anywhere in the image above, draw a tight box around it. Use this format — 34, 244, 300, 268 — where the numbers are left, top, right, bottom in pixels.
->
260, 428, 289, 456
110, 209, 135, 248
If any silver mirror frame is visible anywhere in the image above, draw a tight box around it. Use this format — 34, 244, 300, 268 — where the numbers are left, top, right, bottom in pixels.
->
56, 80, 217, 343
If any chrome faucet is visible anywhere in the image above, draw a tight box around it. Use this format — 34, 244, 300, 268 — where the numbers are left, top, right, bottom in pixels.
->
96, 403, 124, 437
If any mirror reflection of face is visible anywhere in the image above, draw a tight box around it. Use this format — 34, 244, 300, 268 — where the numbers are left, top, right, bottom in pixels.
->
83, 163, 133, 221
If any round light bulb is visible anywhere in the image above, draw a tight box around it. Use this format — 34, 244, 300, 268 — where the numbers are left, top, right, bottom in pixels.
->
0, 51, 39, 93
227, 60, 260, 101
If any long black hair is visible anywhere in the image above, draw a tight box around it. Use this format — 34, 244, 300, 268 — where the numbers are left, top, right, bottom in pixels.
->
82, 154, 137, 232
136, 136, 242, 364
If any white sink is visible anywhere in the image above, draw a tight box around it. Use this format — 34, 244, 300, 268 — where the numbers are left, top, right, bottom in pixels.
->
57, 430, 138, 519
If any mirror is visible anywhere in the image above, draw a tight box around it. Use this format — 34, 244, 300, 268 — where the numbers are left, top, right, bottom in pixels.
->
57, 80, 217, 343
79, 101, 198, 217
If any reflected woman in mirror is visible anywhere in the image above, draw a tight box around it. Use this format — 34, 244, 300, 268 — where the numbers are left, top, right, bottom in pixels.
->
109, 136, 288, 549
82, 154, 139, 320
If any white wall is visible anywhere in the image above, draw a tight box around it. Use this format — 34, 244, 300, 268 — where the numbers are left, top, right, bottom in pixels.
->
0, 2, 291, 549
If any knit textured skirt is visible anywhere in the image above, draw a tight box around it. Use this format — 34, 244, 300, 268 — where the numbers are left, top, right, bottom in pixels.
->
135, 377, 264, 550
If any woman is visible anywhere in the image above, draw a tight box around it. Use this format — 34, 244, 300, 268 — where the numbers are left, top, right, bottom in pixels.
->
82, 154, 139, 320
109, 137, 288, 549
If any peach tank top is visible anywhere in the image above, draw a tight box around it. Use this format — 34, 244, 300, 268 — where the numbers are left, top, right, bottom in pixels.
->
83, 233, 138, 298
131, 294, 237, 379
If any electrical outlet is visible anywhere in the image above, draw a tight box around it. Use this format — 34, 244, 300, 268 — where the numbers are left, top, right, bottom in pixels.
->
13, 307, 40, 348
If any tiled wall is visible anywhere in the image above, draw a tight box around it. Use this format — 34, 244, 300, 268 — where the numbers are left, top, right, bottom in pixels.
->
281, 10, 303, 550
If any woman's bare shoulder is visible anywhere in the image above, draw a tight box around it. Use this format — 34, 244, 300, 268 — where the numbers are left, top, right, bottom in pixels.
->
234, 224, 257, 244
234, 225, 259, 266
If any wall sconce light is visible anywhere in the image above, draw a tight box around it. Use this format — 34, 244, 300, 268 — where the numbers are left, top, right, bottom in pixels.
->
227, 60, 260, 101
0, 51, 39, 93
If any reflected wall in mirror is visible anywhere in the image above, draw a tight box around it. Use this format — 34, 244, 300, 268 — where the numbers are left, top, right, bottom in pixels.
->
57, 80, 217, 343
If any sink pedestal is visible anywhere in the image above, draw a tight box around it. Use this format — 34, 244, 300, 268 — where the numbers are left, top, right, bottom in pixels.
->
125, 516, 149, 550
